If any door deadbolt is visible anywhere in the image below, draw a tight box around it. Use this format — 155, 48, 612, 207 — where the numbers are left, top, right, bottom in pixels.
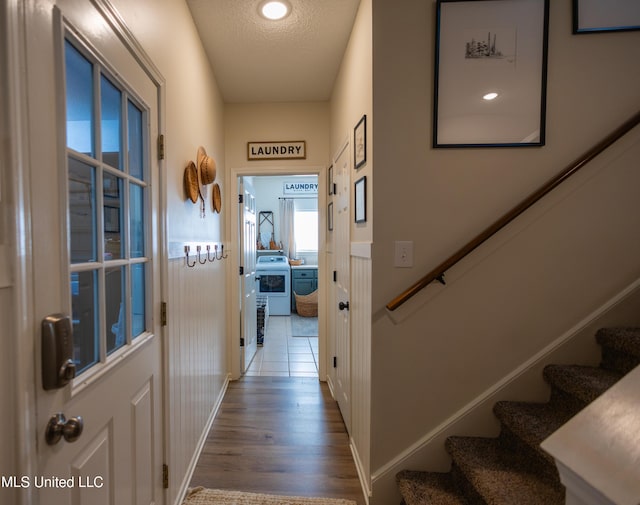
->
45, 413, 84, 445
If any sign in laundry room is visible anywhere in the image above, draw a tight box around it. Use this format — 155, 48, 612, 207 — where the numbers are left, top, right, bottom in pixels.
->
283, 181, 318, 195
247, 141, 306, 160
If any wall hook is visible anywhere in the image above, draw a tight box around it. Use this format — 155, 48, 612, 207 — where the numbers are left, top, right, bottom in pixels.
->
221, 244, 228, 259
215, 244, 223, 260
197, 245, 207, 265
185, 245, 196, 268
206, 244, 216, 262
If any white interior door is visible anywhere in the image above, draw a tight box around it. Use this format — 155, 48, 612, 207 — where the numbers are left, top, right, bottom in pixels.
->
240, 177, 258, 372
28, 3, 163, 504
332, 141, 352, 432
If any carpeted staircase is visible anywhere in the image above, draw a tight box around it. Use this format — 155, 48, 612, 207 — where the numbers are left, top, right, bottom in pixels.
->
396, 327, 640, 505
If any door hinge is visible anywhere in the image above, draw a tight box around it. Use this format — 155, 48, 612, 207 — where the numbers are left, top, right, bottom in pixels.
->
240, 337, 245, 346
161, 302, 167, 327
239, 266, 244, 275
238, 194, 244, 204
333, 356, 337, 368
333, 270, 337, 282
158, 134, 165, 160
162, 463, 169, 489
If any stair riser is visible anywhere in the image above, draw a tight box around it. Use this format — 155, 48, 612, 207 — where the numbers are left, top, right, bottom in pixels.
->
450, 463, 486, 505
498, 427, 560, 483
599, 348, 640, 375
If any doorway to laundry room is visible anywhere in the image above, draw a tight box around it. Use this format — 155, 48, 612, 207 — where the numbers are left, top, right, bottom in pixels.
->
240, 174, 320, 378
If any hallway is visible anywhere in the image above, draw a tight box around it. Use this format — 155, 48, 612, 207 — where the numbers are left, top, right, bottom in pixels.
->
188, 377, 366, 504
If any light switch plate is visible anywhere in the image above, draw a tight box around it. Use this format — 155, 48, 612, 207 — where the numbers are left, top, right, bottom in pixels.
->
394, 241, 413, 268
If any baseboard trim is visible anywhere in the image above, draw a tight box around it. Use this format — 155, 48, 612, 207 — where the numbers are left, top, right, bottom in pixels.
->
372, 276, 640, 489
350, 437, 372, 504
174, 373, 231, 505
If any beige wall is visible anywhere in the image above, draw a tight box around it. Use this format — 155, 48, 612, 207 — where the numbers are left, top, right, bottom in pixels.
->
225, 102, 330, 173
369, 0, 640, 501
329, 0, 374, 495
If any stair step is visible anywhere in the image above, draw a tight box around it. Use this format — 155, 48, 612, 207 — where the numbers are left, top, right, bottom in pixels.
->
396, 470, 465, 505
493, 401, 573, 466
446, 436, 565, 505
544, 364, 622, 409
596, 327, 640, 375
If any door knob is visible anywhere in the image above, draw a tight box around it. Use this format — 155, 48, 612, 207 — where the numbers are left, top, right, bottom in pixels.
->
338, 301, 350, 311
45, 413, 84, 445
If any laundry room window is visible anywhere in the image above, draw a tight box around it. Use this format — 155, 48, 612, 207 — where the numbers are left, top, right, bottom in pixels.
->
64, 36, 151, 375
294, 208, 318, 252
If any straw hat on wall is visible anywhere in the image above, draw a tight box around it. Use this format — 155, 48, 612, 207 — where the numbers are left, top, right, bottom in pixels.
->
197, 146, 216, 185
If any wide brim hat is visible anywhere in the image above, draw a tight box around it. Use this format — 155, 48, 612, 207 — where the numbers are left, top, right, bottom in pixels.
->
197, 146, 216, 185
212, 183, 222, 213
183, 161, 199, 203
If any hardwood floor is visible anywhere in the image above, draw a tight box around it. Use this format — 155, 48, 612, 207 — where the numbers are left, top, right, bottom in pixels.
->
189, 376, 366, 504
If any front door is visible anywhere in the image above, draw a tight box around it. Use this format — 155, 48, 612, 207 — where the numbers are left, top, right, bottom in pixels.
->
240, 177, 258, 372
28, 3, 163, 504
332, 141, 352, 432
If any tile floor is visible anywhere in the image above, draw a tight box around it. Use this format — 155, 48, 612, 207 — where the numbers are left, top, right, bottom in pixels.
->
245, 315, 319, 377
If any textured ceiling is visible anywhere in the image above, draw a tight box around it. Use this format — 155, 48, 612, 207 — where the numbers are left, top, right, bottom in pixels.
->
186, 0, 361, 103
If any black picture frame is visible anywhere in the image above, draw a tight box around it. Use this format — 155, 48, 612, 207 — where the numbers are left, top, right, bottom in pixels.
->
354, 176, 366, 223
434, 0, 550, 148
328, 165, 334, 195
573, 0, 640, 33
328, 202, 334, 231
354, 115, 366, 169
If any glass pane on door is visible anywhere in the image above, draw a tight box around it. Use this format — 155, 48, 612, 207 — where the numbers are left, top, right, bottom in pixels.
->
69, 158, 96, 264
71, 270, 98, 373
65, 41, 94, 156
106, 266, 126, 354
101, 75, 122, 170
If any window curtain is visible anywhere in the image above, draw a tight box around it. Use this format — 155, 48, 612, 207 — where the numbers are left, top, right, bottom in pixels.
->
279, 198, 296, 260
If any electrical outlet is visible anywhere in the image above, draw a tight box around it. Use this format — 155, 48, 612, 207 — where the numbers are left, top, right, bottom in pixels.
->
394, 241, 413, 268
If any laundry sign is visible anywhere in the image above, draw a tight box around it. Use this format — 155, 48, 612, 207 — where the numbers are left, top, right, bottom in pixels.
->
247, 141, 306, 160
283, 181, 318, 195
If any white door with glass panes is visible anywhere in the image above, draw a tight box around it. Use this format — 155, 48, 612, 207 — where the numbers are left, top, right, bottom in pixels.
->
27, 3, 164, 504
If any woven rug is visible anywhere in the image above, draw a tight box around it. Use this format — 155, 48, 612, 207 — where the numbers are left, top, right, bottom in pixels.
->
290, 314, 318, 337
183, 487, 356, 505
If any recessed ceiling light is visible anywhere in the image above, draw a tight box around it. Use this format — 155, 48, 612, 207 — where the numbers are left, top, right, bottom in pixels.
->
483, 92, 499, 101
260, 1, 290, 20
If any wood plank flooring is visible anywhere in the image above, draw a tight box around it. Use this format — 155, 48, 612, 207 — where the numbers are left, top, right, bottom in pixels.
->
189, 376, 366, 504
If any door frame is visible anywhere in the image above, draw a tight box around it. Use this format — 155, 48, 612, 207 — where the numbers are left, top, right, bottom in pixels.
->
6, 1, 169, 503
226, 165, 327, 381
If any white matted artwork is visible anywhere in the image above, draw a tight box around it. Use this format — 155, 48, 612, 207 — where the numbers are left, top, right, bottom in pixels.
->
434, 0, 550, 147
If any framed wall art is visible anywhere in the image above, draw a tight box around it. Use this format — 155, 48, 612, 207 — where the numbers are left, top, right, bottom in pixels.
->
328, 164, 334, 195
573, 0, 640, 33
434, 0, 550, 147
354, 176, 366, 223
354, 115, 367, 169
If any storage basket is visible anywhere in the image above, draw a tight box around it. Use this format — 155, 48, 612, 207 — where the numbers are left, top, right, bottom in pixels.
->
294, 289, 318, 317
288, 258, 303, 266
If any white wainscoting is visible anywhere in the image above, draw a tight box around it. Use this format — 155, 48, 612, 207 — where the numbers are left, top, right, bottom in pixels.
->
166, 254, 229, 505
351, 244, 372, 501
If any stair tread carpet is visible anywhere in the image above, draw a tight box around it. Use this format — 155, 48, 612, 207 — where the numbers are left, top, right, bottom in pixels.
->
446, 436, 564, 505
543, 364, 622, 405
493, 401, 574, 462
396, 470, 465, 505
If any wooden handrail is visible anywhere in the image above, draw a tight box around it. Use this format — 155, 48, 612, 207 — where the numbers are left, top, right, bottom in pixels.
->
386, 111, 640, 311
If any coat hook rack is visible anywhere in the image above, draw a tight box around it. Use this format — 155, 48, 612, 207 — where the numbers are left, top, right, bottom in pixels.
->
184, 245, 196, 268
206, 244, 216, 262
197, 245, 207, 265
